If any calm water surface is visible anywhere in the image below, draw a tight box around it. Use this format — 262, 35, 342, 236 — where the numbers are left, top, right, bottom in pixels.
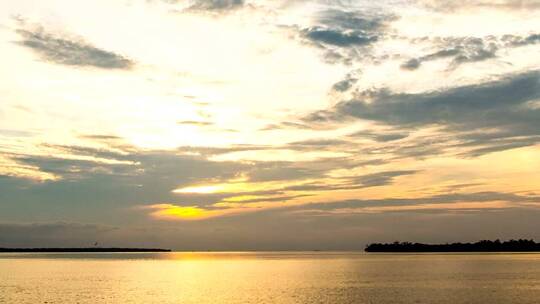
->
1, 252, 540, 303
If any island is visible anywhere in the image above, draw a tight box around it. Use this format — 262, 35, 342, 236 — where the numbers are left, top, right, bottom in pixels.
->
365, 239, 540, 252
0, 248, 171, 253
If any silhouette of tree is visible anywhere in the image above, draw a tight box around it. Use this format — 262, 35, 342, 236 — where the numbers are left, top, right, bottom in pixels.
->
365, 239, 540, 252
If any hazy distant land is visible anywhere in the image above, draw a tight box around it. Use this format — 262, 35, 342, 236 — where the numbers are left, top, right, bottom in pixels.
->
0, 248, 171, 253
365, 239, 540, 252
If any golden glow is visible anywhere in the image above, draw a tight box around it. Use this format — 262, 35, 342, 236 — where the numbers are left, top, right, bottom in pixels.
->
146, 204, 211, 220
145, 204, 250, 221
173, 185, 225, 194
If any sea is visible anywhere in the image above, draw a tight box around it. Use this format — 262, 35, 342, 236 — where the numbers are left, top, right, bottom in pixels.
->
1, 252, 540, 303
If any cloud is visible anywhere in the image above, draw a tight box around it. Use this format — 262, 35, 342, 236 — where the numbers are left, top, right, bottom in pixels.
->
0, 140, 384, 220
177, 120, 214, 126
286, 138, 350, 148
0, 129, 38, 138
186, 0, 244, 11
289, 191, 540, 212
456, 137, 540, 158
80, 134, 123, 141
179, 144, 271, 156
316, 9, 391, 32
222, 194, 311, 204
420, 0, 540, 11
246, 164, 323, 183
15, 24, 133, 69
400, 58, 422, 70
341, 170, 418, 188
332, 74, 358, 92
8, 155, 129, 178
277, 169, 417, 193
401, 33, 540, 71
507, 33, 540, 46
348, 130, 409, 142
401, 37, 499, 70
295, 8, 394, 65
260, 121, 316, 131
0, 145, 252, 221
145, 168, 419, 221
301, 9, 391, 48
301, 27, 378, 47
305, 70, 540, 156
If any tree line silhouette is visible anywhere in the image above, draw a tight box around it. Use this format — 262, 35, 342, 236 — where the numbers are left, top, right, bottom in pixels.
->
365, 239, 540, 252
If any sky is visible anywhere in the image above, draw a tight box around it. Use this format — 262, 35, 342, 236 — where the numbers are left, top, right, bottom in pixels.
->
0, 0, 539, 250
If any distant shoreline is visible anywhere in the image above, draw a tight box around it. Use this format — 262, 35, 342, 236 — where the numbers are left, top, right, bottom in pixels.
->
365, 239, 540, 252
0, 248, 171, 253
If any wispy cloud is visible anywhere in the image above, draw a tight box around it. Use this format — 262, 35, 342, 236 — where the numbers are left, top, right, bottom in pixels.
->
288, 191, 540, 213
185, 0, 244, 12
177, 120, 214, 126
401, 35, 540, 71
15, 23, 134, 69
420, 0, 540, 11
